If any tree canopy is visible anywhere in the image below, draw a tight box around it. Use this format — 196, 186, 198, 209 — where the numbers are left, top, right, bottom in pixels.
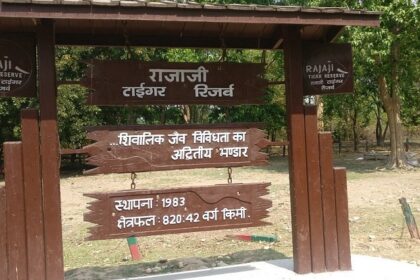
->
0, 0, 418, 168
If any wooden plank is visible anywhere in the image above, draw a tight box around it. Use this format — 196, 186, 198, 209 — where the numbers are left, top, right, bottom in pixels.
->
334, 167, 352, 270
283, 26, 312, 274
21, 109, 46, 280
318, 132, 339, 271
4, 142, 28, 280
83, 124, 271, 175
0, 4, 381, 27
55, 33, 275, 50
304, 106, 326, 272
81, 61, 267, 106
0, 186, 7, 278
84, 183, 272, 240
37, 19, 64, 280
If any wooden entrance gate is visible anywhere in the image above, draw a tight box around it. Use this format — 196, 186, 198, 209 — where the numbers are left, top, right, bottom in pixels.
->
0, 3, 380, 279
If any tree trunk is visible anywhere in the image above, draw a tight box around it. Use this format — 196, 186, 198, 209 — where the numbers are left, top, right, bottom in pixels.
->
378, 41, 406, 168
182, 105, 191, 124
377, 39, 406, 168
159, 106, 166, 125
352, 109, 359, 152
316, 96, 324, 130
375, 104, 385, 146
382, 97, 405, 168
382, 122, 388, 145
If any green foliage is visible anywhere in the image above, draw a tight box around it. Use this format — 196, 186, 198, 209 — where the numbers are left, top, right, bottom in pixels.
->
351, 0, 419, 131
57, 85, 100, 148
314, 0, 419, 146
1, 0, 418, 152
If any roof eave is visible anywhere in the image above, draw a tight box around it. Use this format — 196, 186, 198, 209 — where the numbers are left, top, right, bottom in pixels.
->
0, 3, 381, 27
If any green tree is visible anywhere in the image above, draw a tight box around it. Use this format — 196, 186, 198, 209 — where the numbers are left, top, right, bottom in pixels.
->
0, 98, 35, 159
351, 1, 419, 168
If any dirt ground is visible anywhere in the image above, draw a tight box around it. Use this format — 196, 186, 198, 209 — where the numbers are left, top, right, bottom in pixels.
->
58, 154, 420, 280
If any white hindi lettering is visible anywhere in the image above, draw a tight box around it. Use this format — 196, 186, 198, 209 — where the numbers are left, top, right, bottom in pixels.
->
192, 130, 212, 144
219, 147, 248, 158
194, 83, 234, 98
221, 207, 247, 220
117, 215, 156, 229
171, 146, 213, 161
202, 208, 219, 221
117, 132, 165, 146
186, 66, 208, 83
114, 198, 154, 211
122, 83, 166, 98
192, 131, 230, 144
232, 131, 246, 142
149, 66, 208, 83
214, 132, 230, 143
168, 131, 188, 145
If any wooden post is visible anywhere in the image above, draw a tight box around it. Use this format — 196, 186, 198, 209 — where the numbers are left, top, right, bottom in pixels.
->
399, 197, 420, 239
319, 132, 339, 271
4, 142, 28, 280
21, 109, 46, 280
334, 167, 352, 270
127, 236, 142, 261
37, 19, 64, 280
0, 185, 7, 278
283, 26, 312, 274
304, 106, 326, 272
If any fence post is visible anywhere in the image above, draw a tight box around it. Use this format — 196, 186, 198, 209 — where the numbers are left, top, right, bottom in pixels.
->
4, 142, 28, 280
0, 185, 7, 277
21, 109, 46, 279
319, 133, 339, 271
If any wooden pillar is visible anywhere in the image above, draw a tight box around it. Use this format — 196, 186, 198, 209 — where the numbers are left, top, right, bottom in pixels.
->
283, 26, 312, 274
37, 19, 64, 280
0, 185, 8, 278
4, 142, 28, 280
319, 132, 339, 270
283, 30, 352, 273
304, 106, 326, 272
334, 167, 352, 270
21, 109, 46, 280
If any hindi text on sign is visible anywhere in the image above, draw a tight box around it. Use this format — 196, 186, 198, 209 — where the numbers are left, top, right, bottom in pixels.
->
84, 183, 272, 240
0, 35, 36, 98
81, 62, 267, 105
83, 123, 271, 175
303, 43, 353, 95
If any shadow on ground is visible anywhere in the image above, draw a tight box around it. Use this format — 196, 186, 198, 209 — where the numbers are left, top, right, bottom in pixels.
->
64, 249, 287, 280
249, 155, 387, 175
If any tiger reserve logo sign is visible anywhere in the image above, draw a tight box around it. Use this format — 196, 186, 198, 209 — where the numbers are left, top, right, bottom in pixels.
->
0, 36, 36, 98
303, 43, 353, 95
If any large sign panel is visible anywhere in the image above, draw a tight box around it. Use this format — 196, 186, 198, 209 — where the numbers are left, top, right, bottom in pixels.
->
0, 35, 36, 98
81, 62, 267, 105
303, 43, 353, 95
83, 123, 271, 175
84, 183, 271, 240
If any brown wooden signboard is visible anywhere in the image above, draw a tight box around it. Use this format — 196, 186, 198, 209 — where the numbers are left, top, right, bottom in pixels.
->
83, 123, 271, 175
84, 182, 271, 240
81, 61, 267, 105
303, 43, 353, 95
0, 35, 36, 98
